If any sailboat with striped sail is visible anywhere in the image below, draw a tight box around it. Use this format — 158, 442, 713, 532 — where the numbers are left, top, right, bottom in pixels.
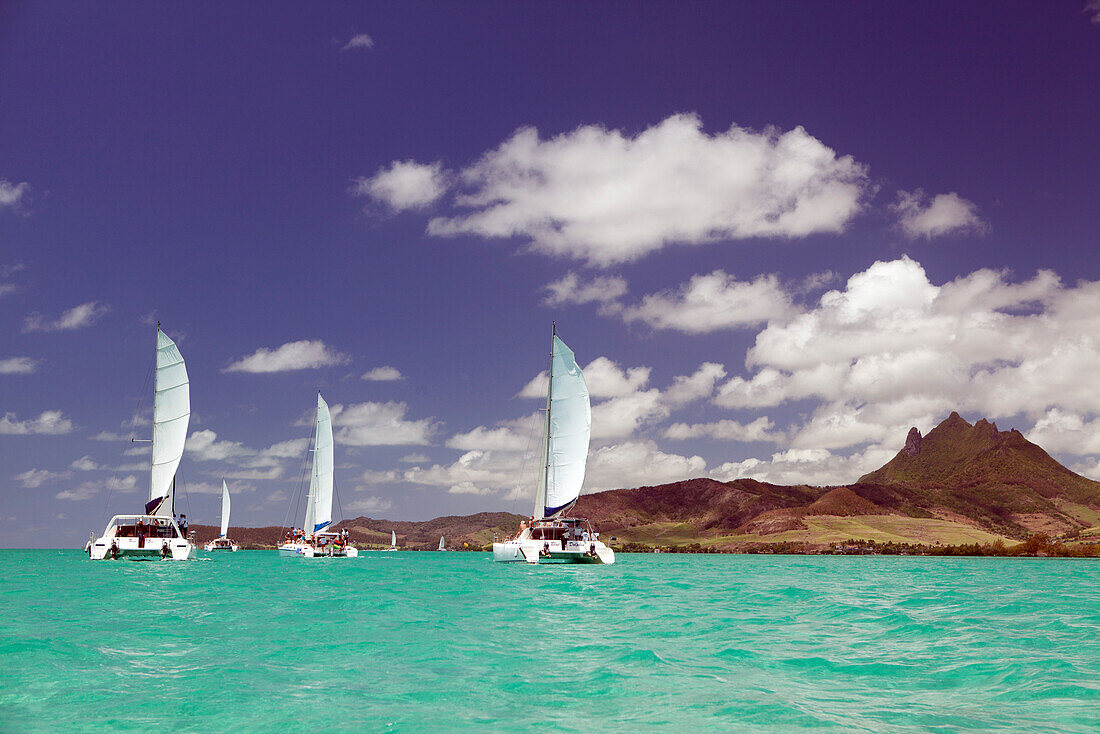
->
492, 324, 615, 564
88, 324, 196, 560
278, 392, 358, 558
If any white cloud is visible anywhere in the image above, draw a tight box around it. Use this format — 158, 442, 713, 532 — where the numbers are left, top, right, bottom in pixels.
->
346, 495, 394, 514
446, 425, 529, 452
56, 474, 139, 501
424, 113, 868, 266
543, 272, 628, 309
518, 356, 650, 399
341, 33, 374, 51
712, 445, 894, 487
70, 455, 100, 471
401, 448, 523, 497
0, 410, 75, 435
1087, 0, 1100, 26
591, 390, 668, 440
399, 453, 430, 464
0, 179, 29, 208
23, 302, 110, 332
664, 416, 783, 443
622, 271, 793, 333
14, 468, 68, 488
90, 430, 130, 442
361, 366, 404, 381
584, 440, 706, 491
332, 401, 439, 446
0, 357, 39, 375
893, 189, 987, 239
711, 256, 1100, 455
1027, 409, 1100, 456
354, 160, 447, 211
186, 430, 252, 462
225, 340, 349, 373
0, 283, 15, 297
663, 363, 727, 407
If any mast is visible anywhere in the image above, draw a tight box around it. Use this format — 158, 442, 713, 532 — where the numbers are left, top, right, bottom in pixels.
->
534, 322, 555, 520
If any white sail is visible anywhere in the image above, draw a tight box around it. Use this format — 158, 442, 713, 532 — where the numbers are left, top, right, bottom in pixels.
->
149, 328, 190, 517
391, 530, 397, 547
543, 335, 590, 517
302, 393, 334, 533
219, 479, 230, 538
438, 535, 445, 551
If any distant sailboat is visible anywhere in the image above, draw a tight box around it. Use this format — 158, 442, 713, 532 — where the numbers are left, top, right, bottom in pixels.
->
278, 393, 358, 558
492, 324, 614, 564
87, 324, 196, 560
437, 535, 448, 551
204, 480, 239, 552
382, 530, 398, 551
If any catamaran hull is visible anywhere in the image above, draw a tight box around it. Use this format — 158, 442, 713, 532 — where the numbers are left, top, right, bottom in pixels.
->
278, 543, 357, 558
89, 537, 195, 560
493, 540, 614, 565
204, 543, 239, 552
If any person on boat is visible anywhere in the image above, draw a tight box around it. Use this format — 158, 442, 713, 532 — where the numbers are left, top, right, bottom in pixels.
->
136, 518, 146, 548
179, 514, 188, 535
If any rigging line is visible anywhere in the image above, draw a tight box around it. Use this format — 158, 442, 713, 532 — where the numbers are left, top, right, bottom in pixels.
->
282, 413, 316, 532
98, 360, 154, 527
510, 409, 543, 518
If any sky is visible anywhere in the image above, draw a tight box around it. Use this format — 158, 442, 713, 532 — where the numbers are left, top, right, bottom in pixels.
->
2, 1, 1099, 547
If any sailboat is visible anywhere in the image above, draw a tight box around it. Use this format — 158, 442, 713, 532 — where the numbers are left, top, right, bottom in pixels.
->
382, 530, 398, 551
204, 479, 239, 552
492, 324, 615, 564
278, 392, 358, 558
88, 324, 196, 560
437, 535, 448, 551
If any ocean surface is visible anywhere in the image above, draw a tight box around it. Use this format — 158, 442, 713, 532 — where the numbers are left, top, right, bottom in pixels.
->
1, 551, 1097, 733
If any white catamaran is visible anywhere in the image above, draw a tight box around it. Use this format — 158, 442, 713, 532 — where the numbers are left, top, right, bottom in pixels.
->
382, 530, 398, 551
492, 325, 615, 565
278, 393, 358, 558
204, 479, 239, 552
437, 535, 448, 551
88, 325, 196, 561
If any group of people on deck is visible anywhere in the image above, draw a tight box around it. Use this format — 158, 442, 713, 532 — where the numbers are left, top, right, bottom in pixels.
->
284, 527, 351, 549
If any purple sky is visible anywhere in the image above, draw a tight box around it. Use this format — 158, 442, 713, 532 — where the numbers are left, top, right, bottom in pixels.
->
3, 1, 1099, 547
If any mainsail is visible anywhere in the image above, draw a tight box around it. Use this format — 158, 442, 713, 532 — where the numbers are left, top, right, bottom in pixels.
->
539, 333, 591, 518
438, 535, 445, 551
148, 327, 190, 517
302, 393, 334, 533
219, 479, 231, 538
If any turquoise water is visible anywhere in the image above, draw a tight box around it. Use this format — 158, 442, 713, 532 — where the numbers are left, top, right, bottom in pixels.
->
2, 552, 1098, 733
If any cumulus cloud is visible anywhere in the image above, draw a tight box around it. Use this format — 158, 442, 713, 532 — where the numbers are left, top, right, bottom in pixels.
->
0, 357, 39, 375
713, 256, 1100, 460
23, 302, 110, 332
225, 340, 349, 373
341, 33, 374, 51
1087, 0, 1100, 26
399, 453, 430, 464
518, 356, 650, 399
622, 271, 793, 333
446, 425, 529, 452
345, 495, 394, 514
0, 179, 29, 208
584, 440, 706, 491
712, 446, 895, 487
331, 401, 440, 446
1027, 409, 1100, 456
414, 113, 868, 266
354, 161, 447, 211
186, 429, 252, 462
893, 189, 987, 239
56, 474, 138, 501
664, 416, 784, 443
543, 272, 628, 309
70, 455, 100, 471
361, 366, 404, 381
663, 363, 727, 407
14, 468, 68, 488
0, 410, 74, 435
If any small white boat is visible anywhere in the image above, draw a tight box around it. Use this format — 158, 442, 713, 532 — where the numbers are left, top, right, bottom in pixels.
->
382, 530, 398, 551
88, 325, 196, 561
493, 324, 614, 565
204, 479, 239, 552
278, 393, 358, 559
437, 535, 448, 551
